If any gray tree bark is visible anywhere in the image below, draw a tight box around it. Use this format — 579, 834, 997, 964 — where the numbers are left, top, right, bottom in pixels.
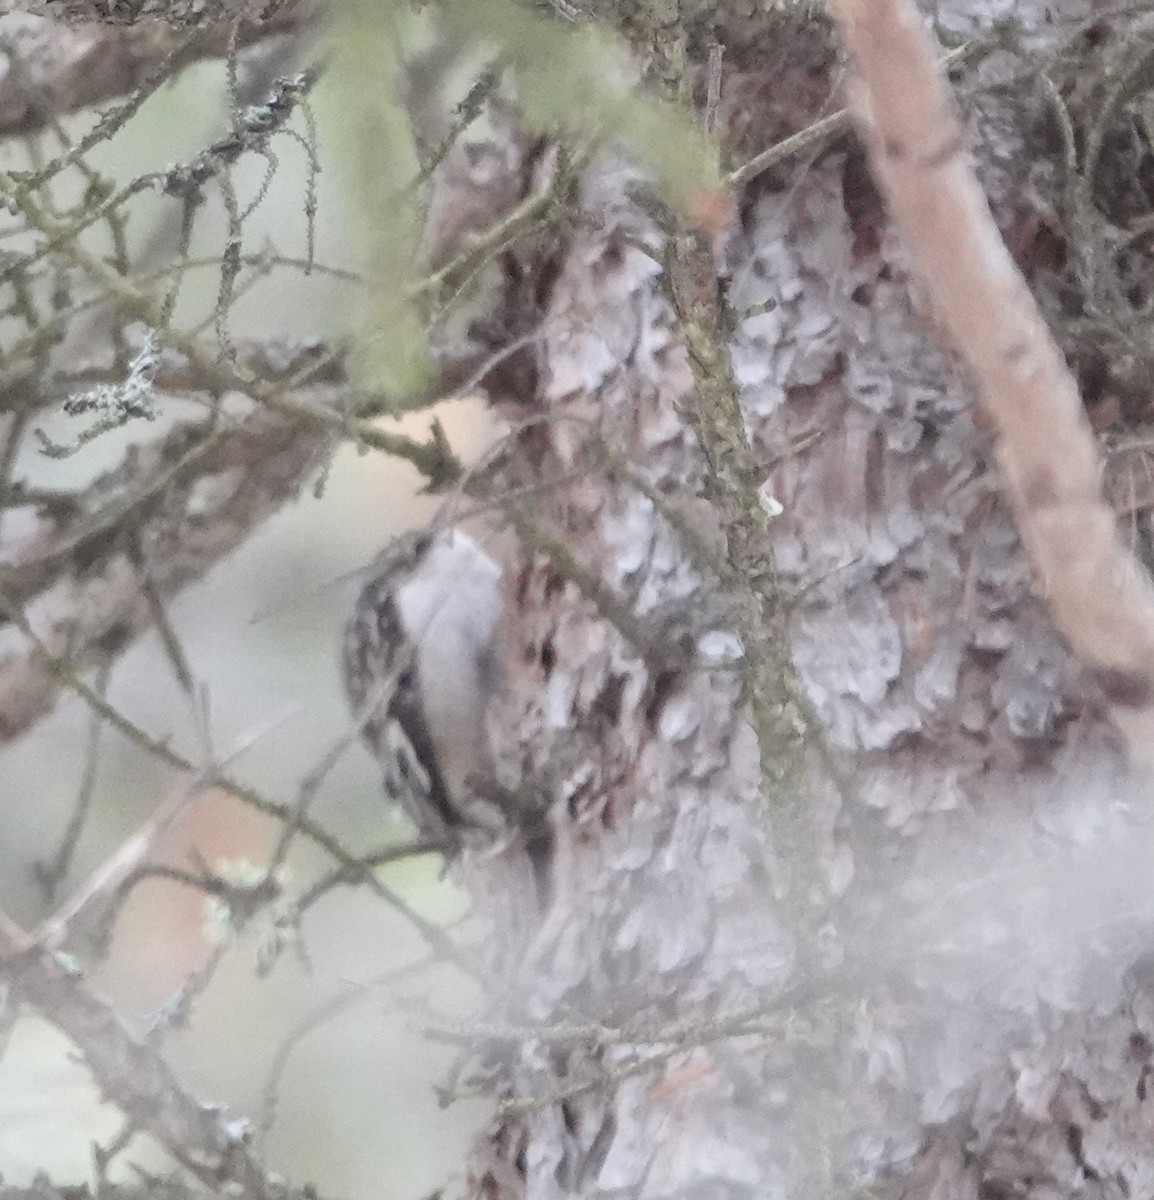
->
460, 3, 1154, 1199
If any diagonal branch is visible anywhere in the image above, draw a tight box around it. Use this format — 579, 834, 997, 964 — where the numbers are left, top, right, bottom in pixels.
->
829, 0, 1154, 764
0, 406, 328, 745
0, 9, 306, 142
0, 907, 299, 1197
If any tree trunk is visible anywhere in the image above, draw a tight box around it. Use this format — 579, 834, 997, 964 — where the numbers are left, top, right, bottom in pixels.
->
4, 1, 1154, 1198
462, 3, 1154, 1198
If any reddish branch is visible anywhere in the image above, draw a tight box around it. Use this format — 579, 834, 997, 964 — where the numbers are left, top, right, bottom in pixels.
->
829, 0, 1154, 763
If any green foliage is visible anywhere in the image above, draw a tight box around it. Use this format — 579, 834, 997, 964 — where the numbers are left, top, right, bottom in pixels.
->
325, 0, 722, 403
441, 0, 721, 212
326, 0, 431, 400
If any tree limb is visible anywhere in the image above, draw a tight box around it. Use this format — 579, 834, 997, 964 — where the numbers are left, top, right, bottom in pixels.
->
0, 8, 306, 141
0, 907, 297, 1197
829, 0, 1154, 764
0, 406, 328, 744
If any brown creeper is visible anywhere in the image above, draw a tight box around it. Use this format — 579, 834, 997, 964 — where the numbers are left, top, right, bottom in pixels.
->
342, 529, 504, 844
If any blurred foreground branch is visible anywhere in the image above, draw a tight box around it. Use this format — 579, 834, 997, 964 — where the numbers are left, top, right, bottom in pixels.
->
0, 406, 328, 744
831, 0, 1154, 763
0, 9, 307, 141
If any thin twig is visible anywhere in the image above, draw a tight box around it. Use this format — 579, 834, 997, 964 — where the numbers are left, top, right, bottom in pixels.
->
725, 37, 988, 191
255, 955, 437, 1146
33, 660, 113, 902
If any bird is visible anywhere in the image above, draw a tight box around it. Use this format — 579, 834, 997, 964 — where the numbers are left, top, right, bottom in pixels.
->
341, 527, 506, 846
